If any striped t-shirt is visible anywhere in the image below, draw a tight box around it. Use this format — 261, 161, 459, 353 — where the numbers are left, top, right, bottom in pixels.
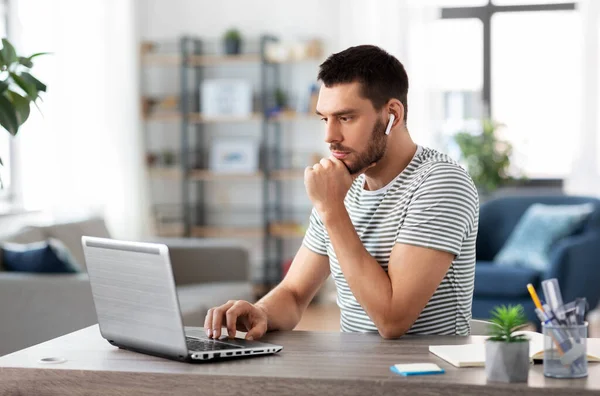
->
302, 145, 479, 335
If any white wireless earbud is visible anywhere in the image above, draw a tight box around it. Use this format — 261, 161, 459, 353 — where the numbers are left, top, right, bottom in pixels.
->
384, 114, 395, 135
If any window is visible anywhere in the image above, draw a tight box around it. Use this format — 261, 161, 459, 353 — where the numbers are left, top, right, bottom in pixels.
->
491, 10, 580, 178
425, 18, 484, 158
437, 1, 579, 179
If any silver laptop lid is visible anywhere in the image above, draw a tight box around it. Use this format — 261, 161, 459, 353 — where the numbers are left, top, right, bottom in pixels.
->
82, 236, 188, 358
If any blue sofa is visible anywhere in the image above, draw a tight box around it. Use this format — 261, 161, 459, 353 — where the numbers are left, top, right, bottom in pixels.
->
472, 195, 600, 327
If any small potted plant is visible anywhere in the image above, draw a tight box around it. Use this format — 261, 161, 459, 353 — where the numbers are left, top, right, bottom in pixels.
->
161, 150, 177, 166
274, 88, 287, 110
223, 28, 242, 55
485, 304, 530, 383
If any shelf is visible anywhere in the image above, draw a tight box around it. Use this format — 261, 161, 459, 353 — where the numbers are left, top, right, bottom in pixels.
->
190, 113, 263, 124
141, 54, 181, 66
143, 112, 263, 124
189, 54, 262, 66
141, 53, 320, 67
148, 167, 182, 179
141, 36, 322, 286
190, 223, 305, 239
154, 223, 185, 237
149, 168, 264, 181
270, 170, 305, 180
144, 112, 182, 122
188, 170, 263, 181
149, 167, 308, 181
191, 226, 263, 238
144, 111, 319, 123
270, 222, 305, 238
269, 111, 321, 122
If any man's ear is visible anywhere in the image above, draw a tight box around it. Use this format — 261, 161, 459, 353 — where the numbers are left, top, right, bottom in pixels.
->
386, 99, 404, 129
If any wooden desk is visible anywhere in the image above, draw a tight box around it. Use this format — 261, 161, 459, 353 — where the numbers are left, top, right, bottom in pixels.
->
0, 325, 599, 395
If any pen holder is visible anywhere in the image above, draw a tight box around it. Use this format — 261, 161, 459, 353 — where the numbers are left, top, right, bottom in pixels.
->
542, 322, 588, 379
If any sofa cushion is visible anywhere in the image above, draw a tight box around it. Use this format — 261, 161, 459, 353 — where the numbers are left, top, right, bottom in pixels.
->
176, 282, 254, 327
493, 203, 595, 271
0, 239, 81, 273
474, 263, 541, 298
41, 217, 111, 270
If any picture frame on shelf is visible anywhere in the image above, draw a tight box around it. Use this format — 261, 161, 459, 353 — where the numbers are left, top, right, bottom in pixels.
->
200, 79, 253, 118
209, 137, 259, 174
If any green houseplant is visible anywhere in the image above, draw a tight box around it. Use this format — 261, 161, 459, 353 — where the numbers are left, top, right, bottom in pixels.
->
223, 28, 242, 55
485, 304, 530, 383
453, 119, 514, 196
274, 88, 287, 109
0, 38, 47, 188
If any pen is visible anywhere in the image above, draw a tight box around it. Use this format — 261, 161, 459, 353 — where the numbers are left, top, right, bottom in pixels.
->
575, 298, 587, 325
528, 284, 568, 355
542, 279, 566, 324
534, 307, 565, 355
527, 284, 543, 311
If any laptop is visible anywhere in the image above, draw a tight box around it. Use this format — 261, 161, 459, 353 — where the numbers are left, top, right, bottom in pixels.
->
81, 236, 283, 362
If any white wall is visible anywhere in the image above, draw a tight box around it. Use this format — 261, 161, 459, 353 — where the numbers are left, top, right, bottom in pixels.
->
138, 0, 341, 46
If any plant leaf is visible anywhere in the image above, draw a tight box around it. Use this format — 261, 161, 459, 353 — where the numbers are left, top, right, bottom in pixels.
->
487, 304, 528, 342
453, 119, 518, 193
1, 38, 17, 64
27, 52, 50, 60
0, 80, 8, 93
6, 90, 31, 126
18, 56, 33, 68
21, 72, 46, 93
0, 94, 20, 135
10, 72, 38, 100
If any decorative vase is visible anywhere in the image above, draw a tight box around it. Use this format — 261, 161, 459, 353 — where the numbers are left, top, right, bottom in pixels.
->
485, 340, 530, 383
224, 38, 241, 55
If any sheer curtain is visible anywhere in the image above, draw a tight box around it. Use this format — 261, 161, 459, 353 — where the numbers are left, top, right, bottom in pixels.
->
9, 0, 150, 239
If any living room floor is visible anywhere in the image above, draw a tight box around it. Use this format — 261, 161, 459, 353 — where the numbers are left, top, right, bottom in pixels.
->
295, 302, 600, 337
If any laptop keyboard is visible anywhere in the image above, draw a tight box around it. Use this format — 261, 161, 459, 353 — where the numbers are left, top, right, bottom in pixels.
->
186, 337, 242, 352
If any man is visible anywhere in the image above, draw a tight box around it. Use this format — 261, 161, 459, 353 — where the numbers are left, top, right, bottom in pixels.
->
204, 45, 479, 340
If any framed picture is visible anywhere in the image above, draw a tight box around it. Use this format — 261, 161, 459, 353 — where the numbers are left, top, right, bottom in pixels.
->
200, 79, 253, 117
209, 138, 259, 173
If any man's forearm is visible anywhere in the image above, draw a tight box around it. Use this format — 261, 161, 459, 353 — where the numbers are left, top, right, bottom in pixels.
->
321, 206, 400, 334
255, 284, 303, 332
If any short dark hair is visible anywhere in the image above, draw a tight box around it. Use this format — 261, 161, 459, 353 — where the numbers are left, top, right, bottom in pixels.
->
317, 45, 409, 122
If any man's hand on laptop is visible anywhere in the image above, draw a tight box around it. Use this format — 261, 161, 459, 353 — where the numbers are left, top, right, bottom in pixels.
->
205, 300, 268, 341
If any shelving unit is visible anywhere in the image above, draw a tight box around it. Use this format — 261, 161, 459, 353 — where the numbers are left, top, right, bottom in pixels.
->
140, 34, 323, 291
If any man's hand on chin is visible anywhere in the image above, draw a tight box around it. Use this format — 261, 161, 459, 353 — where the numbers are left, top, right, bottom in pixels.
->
304, 156, 375, 219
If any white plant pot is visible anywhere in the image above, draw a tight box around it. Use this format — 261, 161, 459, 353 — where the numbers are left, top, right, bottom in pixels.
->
485, 340, 530, 383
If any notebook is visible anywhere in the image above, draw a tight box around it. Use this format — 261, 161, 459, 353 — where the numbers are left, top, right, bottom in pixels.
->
429, 331, 600, 368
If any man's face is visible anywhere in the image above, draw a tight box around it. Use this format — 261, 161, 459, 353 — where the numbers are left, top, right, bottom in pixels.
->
316, 82, 387, 175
